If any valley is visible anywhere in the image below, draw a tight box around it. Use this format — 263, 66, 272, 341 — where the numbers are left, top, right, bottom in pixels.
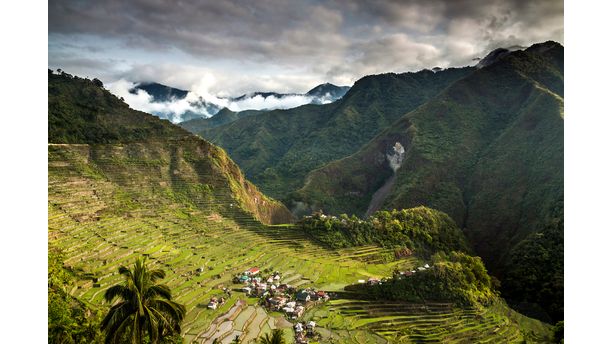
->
47, 42, 561, 343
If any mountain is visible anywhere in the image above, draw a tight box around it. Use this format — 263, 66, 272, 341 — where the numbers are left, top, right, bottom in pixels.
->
47, 70, 554, 343
294, 41, 564, 320
306, 83, 350, 103
128, 82, 222, 122
130, 82, 189, 102
178, 83, 351, 133
195, 66, 474, 202
179, 108, 263, 132
48, 70, 293, 225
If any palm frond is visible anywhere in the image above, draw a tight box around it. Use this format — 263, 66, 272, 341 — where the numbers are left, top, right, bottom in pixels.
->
146, 284, 172, 300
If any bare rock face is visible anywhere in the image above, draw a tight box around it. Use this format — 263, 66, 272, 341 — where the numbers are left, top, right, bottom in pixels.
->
386, 142, 405, 172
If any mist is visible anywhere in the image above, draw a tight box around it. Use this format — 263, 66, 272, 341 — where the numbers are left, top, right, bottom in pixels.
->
107, 79, 342, 123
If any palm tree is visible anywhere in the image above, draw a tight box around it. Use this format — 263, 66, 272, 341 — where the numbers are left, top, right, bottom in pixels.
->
258, 329, 286, 344
100, 257, 186, 344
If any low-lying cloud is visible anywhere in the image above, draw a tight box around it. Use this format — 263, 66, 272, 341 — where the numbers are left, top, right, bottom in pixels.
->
107, 80, 208, 123
107, 79, 340, 123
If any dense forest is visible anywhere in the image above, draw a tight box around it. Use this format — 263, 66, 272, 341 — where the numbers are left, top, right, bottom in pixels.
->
297, 207, 469, 257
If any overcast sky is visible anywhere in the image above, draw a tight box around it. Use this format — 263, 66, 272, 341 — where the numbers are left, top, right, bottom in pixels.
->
49, 0, 563, 96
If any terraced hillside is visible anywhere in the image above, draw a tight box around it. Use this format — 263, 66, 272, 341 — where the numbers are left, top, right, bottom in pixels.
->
302, 299, 551, 343
48, 146, 416, 342
49, 147, 550, 343
48, 71, 552, 343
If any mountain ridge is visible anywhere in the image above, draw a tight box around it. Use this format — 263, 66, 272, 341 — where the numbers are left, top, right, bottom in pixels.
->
48, 70, 293, 225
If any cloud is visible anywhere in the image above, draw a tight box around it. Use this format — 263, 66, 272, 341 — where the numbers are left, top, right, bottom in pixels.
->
106, 78, 343, 123
107, 79, 208, 123
49, 0, 563, 94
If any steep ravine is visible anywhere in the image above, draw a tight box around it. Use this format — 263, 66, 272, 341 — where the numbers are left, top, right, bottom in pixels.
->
365, 142, 405, 216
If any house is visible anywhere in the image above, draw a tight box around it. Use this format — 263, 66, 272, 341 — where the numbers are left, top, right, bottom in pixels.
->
417, 267, 426, 271
207, 297, 218, 309
367, 277, 381, 285
294, 305, 305, 317
424, 263, 430, 268
246, 267, 260, 275
316, 291, 329, 301
269, 296, 288, 310
295, 322, 304, 332
307, 321, 316, 334
296, 290, 311, 302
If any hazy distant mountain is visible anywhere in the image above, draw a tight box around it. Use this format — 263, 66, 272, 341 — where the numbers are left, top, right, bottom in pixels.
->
306, 83, 350, 103
126, 81, 350, 123
130, 82, 188, 102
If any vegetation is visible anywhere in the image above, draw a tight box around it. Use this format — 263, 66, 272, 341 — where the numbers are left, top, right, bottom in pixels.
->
48, 62, 557, 343
48, 69, 190, 144
258, 329, 286, 344
348, 251, 496, 307
194, 67, 474, 200
298, 207, 469, 257
48, 248, 102, 343
295, 42, 564, 321
48, 70, 293, 225
180, 108, 263, 132
101, 257, 186, 343
502, 204, 564, 322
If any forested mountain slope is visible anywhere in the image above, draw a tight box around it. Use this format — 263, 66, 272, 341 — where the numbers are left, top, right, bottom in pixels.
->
196, 67, 475, 201
296, 41, 563, 321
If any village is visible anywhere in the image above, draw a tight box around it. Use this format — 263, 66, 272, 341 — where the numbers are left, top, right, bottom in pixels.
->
203, 266, 330, 343
199, 262, 433, 343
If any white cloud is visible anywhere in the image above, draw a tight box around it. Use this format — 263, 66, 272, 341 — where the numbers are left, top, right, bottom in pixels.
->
107, 79, 211, 123
106, 78, 344, 123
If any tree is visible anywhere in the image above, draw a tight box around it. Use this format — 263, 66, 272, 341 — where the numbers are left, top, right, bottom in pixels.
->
101, 257, 186, 344
258, 329, 286, 344
93, 78, 104, 87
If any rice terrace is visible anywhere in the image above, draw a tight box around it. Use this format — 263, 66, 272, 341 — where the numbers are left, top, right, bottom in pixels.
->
47, 1, 564, 343
48, 140, 550, 343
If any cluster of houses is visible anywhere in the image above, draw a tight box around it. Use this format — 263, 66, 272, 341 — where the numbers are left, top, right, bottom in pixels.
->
229, 267, 330, 342
359, 264, 433, 286
294, 321, 317, 344
264, 288, 329, 319
206, 295, 227, 310
397, 263, 431, 278
234, 267, 284, 298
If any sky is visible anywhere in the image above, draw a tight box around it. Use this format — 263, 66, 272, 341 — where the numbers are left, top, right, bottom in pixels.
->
49, 0, 564, 97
